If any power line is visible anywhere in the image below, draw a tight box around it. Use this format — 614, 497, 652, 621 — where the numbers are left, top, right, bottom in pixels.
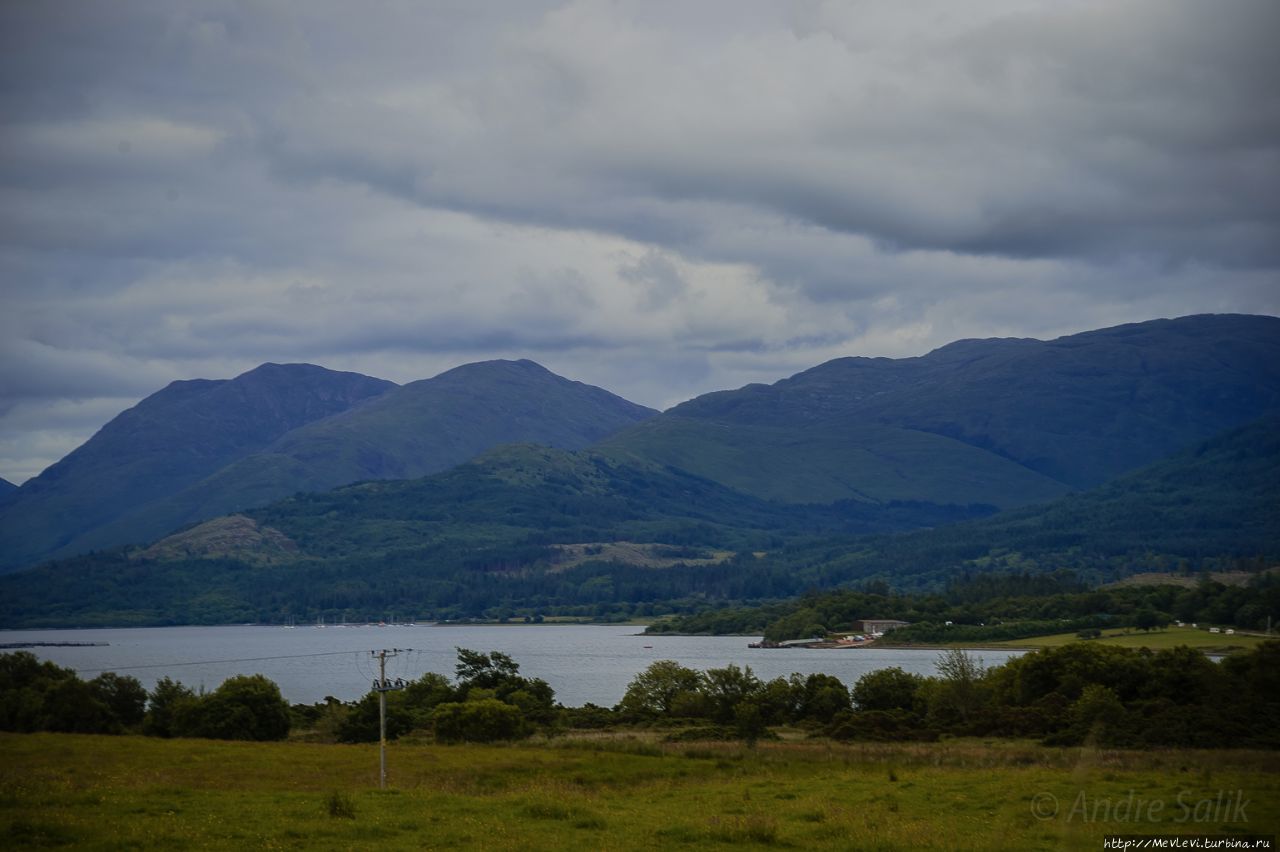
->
72, 649, 362, 675
68, 645, 633, 678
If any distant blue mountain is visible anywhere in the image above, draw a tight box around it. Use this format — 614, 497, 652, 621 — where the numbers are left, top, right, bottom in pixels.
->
601, 314, 1280, 502
0, 363, 395, 571
0, 360, 655, 572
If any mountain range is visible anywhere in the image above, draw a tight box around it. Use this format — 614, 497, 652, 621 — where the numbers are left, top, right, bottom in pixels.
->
600, 314, 1280, 500
1, 313, 1277, 601
0, 364, 394, 571
0, 360, 655, 571
1, 409, 1274, 628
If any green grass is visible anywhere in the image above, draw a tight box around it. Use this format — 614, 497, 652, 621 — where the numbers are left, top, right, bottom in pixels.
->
2, 733, 1276, 850
986, 626, 1271, 653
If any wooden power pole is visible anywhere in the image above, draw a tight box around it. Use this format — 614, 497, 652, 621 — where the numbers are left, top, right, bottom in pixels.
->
371, 649, 408, 789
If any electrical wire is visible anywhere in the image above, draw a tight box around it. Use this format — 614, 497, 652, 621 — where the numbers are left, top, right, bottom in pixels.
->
74, 649, 385, 675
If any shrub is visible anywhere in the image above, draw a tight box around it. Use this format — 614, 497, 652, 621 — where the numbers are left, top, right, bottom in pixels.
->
663, 725, 736, 742
826, 709, 933, 742
172, 674, 291, 741
433, 698, 528, 743
335, 691, 415, 744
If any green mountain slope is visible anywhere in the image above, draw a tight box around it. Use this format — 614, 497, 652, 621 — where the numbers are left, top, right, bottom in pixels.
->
3, 413, 1273, 628
0, 360, 655, 573
155, 359, 658, 522
0, 364, 396, 572
597, 416, 1069, 506
604, 314, 1280, 503
764, 412, 1280, 591
0, 445, 993, 626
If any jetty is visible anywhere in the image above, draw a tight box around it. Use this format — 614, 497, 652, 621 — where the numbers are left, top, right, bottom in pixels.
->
0, 641, 109, 649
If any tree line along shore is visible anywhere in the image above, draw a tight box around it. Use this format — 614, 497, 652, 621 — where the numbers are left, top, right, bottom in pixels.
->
4, 638, 1277, 751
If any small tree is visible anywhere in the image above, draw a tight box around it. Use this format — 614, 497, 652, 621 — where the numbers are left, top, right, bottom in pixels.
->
703, 664, 763, 724
757, 677, 801, 724
795, 673, 852, 723
618, 660, 704, 718
733, 699, 768, 746
927, 650, 988, 729
42, 678, 118, 734
143, 677, 196, 738
0, 652, 80, 733
1069, 683, 1127, 743
173, 674, 291, 741
88, 672, 148, 729
455, 649, 520, 690
936, 649, 985, 684
852, 667, 923, 713
453, 648, 555, 723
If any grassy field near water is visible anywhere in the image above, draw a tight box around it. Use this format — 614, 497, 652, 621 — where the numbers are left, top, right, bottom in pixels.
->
3, 732, 1277, 850
987, 625, 1271, 654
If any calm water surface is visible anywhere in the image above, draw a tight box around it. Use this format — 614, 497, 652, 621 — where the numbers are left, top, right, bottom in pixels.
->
1, 624, 1027, 706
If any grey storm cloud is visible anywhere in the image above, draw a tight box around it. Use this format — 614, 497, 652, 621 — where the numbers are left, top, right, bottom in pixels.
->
0, 0, 1278, 483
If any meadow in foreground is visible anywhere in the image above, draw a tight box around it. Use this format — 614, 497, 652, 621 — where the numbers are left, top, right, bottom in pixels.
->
2, 732, 1276, 850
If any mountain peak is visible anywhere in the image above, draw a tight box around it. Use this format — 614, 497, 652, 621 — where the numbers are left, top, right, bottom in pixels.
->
0, 357, 656, 572
432, 358, 554, 381
237, 361, 395, 379
0, 364, 397, 571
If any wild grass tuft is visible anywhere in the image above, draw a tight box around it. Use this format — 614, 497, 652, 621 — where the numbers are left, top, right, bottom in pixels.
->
325, 790, 356, 819
521, 801, 572, 821
707, 814, 780, 844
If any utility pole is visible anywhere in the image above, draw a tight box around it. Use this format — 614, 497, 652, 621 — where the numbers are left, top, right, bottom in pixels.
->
371, 649, 408, 789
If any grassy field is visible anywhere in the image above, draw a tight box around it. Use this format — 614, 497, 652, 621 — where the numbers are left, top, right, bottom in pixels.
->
2, 732, 1276, 850
1103, 569, 1279, 590
986, 626, 1271, 654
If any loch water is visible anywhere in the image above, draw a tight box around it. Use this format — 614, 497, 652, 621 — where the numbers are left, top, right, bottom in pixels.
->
0, 624, 1028, 706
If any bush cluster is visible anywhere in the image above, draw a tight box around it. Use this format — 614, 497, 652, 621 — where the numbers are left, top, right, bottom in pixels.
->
292, 648, 557, 745
605, 642, 1280, 749
0, 652, 290, 741
825, 643, 1280, 748
615, 660, 853, 745
8, 640, 1276, 750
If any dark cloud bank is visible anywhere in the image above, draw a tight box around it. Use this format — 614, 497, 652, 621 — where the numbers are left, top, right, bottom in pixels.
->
1, 0, 1277, 482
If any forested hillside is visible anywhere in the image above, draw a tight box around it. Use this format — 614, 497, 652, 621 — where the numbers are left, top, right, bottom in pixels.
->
0, 444, 991, 626
2, 413, 1275, 628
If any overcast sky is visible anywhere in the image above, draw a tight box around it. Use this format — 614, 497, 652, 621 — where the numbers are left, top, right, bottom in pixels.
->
1, 1, 1278, 484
